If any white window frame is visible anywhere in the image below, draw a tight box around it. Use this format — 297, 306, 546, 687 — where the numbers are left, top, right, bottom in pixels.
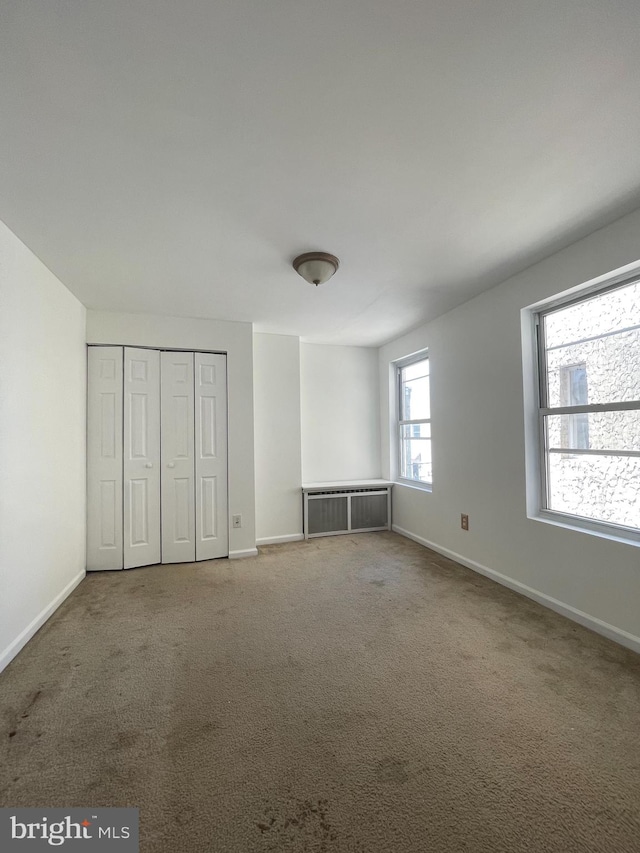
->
395, 351, 432, 490
532, 272, 640, 544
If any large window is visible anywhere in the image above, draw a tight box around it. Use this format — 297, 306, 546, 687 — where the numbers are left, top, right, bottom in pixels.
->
397, 355, 431, 485
536, 276, 640, 534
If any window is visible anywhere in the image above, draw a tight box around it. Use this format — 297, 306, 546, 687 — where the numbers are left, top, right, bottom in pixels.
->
397, 355, 431, 485
536, 275, 640, 534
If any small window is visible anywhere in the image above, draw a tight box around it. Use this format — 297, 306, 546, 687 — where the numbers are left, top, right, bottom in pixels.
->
397, 355, 431, 485
536, 276, 640, 533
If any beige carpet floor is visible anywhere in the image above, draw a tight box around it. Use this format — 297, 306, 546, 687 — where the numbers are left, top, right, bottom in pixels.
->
1, 532, 639, 852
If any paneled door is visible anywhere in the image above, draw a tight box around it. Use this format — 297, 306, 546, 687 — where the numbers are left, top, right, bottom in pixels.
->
195, 353, 228, 560
161, 351, 196, 563
123, 347, 161, 569
87, 346, 228, 571
87, 347, 123, 570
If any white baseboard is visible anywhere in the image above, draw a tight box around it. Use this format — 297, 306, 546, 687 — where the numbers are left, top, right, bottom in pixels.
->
229, 548, 259, 560
0, 570, 86, 674
86, 566, 122, 572
256, 534, 304, 546
392, 524, 640, 655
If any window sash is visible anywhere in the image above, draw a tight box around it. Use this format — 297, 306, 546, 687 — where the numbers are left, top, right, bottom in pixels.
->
398, 371, 430, 421
538, 272, 640, 322
541, 405, 640, 455
540, 400, 640, 416
399, 433, 432, 483
546, 447, 640, 458
397, 361, 430, 416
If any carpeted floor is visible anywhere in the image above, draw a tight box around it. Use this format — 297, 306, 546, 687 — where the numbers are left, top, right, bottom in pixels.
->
1, 532, 639, 852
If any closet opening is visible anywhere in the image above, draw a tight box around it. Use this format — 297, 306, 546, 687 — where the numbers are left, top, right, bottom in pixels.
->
86, 346, 229, 570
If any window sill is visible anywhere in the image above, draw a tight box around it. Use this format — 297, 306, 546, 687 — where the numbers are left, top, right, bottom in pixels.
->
531, 509, 640, 548
395, 479, 433, 494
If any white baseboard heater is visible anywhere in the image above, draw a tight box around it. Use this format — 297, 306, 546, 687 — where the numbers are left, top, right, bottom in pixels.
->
302, 480, 392, 539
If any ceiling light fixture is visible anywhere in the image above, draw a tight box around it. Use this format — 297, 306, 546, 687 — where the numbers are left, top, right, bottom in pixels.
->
292, 252, 340, 286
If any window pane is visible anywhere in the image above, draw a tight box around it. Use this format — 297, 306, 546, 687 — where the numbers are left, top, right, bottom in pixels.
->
546, 411, 640, 452
546, 328, 640, 406
400, 360, 430, 420
545, 279, 640, 349
400, 436, 432, 483
401, 423, 431, 440
402, 360, 430, 382
548, 453, 640, 529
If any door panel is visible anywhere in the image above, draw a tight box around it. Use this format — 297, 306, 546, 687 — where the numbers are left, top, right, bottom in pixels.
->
87, 347, 123, 570
195, 353, 228, 559
129, 479, 149, 544
99, 481, 118, 548
201, 477, 217, 539
124, 348, 161, 569
161, 351, 196, 563
173, 478, 192, 541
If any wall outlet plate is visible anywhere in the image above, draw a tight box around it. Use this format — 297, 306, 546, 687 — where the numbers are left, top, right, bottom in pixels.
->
461, 514, 469, 531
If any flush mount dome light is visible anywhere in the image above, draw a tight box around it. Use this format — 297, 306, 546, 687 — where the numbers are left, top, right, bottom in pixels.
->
292, 252, 340, 286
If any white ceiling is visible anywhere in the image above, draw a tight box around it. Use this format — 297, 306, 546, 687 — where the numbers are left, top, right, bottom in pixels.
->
2, 1, 640, 346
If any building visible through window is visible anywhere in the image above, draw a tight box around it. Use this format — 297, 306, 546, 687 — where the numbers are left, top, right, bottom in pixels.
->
559, 364, 589, 450
536, 277, 640, 532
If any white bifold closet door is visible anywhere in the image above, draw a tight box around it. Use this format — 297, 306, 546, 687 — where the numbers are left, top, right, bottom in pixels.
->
87, 347, 124, 570
194, 352, 228, 561
124, 347, 161, 569
87, 346, 228, 570
161, 351, 196, 563
160, 351, 228, 563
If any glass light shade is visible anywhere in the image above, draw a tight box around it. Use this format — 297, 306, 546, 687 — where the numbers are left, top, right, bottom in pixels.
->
293, 252, 339, 286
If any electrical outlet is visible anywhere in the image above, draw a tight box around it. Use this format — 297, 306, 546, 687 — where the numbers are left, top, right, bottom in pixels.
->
232, 514, 242, 528
461, 514, 469, 531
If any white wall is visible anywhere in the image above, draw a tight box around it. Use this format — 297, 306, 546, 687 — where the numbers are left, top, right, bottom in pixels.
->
301, 343, 380, 483
0, 221, 86, 671
86, 310, 257, 556
253, 333, 303, 544
380, 207, 640, 648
